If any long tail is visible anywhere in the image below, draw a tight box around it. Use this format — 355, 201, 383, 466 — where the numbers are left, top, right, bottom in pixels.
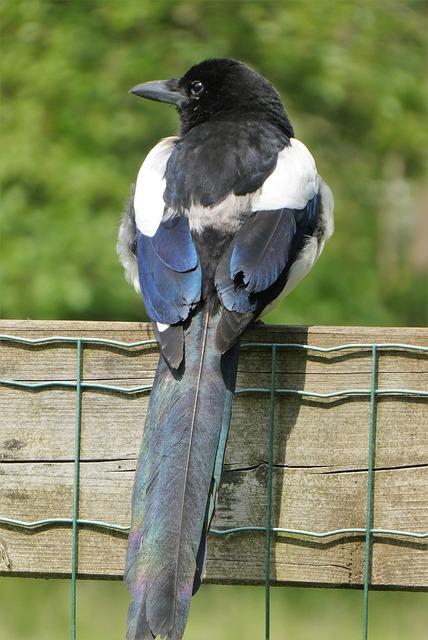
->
125, 306, 240, 640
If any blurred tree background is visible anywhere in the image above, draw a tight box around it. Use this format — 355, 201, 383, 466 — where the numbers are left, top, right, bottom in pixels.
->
1, 0, 427, 325
0, 0, 427, 639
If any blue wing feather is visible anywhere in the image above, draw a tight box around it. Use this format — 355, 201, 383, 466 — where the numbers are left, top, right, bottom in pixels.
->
150, 216, 198, 273
293, 193, 318, 228
215, 243, 256, 313
216, 193, 319, 345
137, 217, 201, 325
230, 209, 296, 294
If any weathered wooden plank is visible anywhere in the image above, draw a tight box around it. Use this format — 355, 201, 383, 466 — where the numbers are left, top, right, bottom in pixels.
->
1, 392, 427, 469
0, 320, 427, 589
1, 322, 427, 381
0, 462, 426, 588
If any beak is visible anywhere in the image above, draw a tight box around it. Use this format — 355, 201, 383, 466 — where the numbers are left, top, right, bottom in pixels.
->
129, 79, 184, 107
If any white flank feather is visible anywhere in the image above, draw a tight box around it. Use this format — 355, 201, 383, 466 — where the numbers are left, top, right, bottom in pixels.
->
117, 206, 141, 294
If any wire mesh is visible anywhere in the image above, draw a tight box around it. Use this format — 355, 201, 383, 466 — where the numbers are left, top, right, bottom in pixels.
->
0, 333, 427, 640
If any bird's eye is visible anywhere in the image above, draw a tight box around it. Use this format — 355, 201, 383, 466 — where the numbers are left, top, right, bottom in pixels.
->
190, 80, 204, 97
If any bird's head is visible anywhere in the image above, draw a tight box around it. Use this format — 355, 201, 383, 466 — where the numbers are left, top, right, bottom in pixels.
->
129, 58, 293, 136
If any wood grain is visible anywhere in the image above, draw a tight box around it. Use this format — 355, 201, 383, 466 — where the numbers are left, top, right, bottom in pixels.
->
0, 320, 427, 589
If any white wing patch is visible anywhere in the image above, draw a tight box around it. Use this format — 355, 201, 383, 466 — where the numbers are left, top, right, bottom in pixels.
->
251, 138, 319, 212
134, 136, 177, 237
156, 322, 170, 332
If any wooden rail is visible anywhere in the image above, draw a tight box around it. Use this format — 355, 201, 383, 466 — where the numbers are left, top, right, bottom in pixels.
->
0, 320, 427, 589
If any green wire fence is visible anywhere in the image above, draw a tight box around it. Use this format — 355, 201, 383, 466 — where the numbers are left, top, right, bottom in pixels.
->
0, 333, 427, 640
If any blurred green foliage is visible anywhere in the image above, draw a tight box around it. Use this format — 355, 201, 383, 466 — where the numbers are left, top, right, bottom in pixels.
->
1, 1, 427, 639
1, 0, 427, 324
0, 578, 427, 640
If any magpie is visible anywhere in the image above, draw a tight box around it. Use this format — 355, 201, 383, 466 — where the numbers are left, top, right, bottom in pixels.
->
118, 58, 334, 640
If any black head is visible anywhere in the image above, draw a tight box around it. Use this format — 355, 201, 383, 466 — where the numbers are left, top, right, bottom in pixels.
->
130, 58, 294, 137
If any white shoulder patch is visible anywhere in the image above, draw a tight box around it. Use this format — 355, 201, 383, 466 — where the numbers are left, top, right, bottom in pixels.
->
251, 138, 319, 212
134, 136, 177, 237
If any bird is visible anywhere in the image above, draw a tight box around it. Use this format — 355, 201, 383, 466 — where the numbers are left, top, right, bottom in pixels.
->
117, 58, 334, 640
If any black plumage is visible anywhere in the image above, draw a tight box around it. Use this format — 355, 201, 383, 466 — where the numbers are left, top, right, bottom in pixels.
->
164, 120, 288, 209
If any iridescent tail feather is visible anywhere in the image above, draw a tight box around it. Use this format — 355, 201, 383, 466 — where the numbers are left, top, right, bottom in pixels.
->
125, 308, 239, 640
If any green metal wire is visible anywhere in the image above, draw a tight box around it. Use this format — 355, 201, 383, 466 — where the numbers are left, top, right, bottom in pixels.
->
264, 345, 277, 640
70, 340, 83, 640
0, 516, 129, 532
0, 335, 158, 348
0, 333, 427, 355
0, 516, 426, 540
0, 333, 427, 640
362, 345, 378, 640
